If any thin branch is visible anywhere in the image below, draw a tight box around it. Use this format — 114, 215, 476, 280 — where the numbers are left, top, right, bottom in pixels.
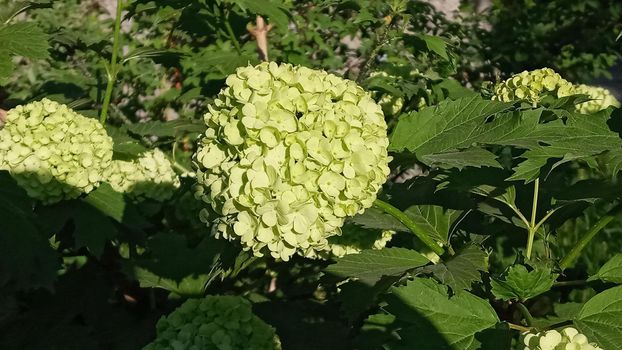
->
248, 15, 273, 61
516, 303, 534, 327
507, 322, 532, 333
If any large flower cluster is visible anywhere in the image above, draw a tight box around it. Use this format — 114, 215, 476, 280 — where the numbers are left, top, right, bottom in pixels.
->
0, 99, 113, 204
521, 327, 602, 350
104, 149, 180, 201
194, 62, 391, 261
573, 84, 620, 114
143, 296, 281, 350
493, 68, 574, 105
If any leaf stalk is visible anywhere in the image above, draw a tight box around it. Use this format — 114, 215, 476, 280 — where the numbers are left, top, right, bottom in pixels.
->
373, 199, 445, 256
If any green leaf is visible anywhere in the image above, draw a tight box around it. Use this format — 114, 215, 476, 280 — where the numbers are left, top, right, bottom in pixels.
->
415, 34, 450, 60
509, 109, 622, 181
0, 1, 52, 24
0, 172, 58, 292
325, 247, 430, 285
73, 204, 117, 257
404, 205, 462, 244
575, 285, 622, 350
125, 266, 217, 297
0, 22, 49, 58
589, 253, 622, 283
126, 119, 206, 138
422, 245, 489, 291
348, 207, 408, 232
385, 277, 500, 349
421, 147, 502, 169
389, 96, 513, 156
106, 126, 147, 160
491, 264, 555, 301
228, 0, 290, 30
82, 183, 126, 222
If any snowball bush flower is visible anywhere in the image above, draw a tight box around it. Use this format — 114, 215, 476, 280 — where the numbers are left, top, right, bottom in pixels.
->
0, 99, 113, 204
521, 327, 603, 350
143, 296, 281, 350
573, 84, 620, 114
104, 149, 180, 201
493, 68, 574, 105
321, 225, 395, 258
194, 62, 391, 261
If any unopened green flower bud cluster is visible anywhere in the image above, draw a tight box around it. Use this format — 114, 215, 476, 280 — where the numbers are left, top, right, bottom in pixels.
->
194, 62, 391, 261
104, 149, 180, 202
573, 84, 620, 114
320, 225, 395, 258
0, 99, 113, 204
493, 68, 574, 105
521, 327, 602, 350
143, 296, 281, 350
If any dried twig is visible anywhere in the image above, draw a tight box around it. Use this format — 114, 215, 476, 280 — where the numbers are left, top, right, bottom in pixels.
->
248, 15, 273, 61
0, 108, 6, 127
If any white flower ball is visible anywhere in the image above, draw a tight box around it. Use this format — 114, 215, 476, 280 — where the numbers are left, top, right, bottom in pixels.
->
573, 84, 620, 114
104, 149, 180, 201
193, 62, 391, 261
0, 99, 113, 204
493, 68, 574, 105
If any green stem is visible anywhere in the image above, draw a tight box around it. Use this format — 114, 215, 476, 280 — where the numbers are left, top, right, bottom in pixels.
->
559, 211, 619, 270
526, 178, 540, 259
224, 10, 242, 54
553, 280, 587, 288
507, 322, 532, 333
373, 199, 445, 256
99, 0, 124, 124
516, 303, 534, 327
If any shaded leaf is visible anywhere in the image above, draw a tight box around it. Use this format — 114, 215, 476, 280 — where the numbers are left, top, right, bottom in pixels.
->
404, 205, 462, 244
325, 248, 430, 285
385, 277, 500, 349
422, 245, 488, 291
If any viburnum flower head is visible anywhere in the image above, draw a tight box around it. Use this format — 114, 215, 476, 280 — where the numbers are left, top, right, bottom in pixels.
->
573, 84, 620, 114
322, 225, 395, 258
521, 327, 603, 350
104, 148, 180, 202
194, 62, 391, 261
0, 98, 113, 204
493, 68, 574, 105
144, 296, 281, 350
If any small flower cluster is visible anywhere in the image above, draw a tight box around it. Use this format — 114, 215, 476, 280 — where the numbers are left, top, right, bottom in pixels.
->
521, 327, 602, 350
0, 99, 113, 204
143, 296, 281, 350
104, 149, 180, 201
194, 62, 391, 261
493, 68, 574, 105
573, 84, 620, 114
321, 225, 395, 258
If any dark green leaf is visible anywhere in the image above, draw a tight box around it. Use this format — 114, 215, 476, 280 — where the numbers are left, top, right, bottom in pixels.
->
0, 22, 49, 58
385, 277, 500, 349
82, 183, 126, 222
422, 245, 488, 291
126, 119, 206, 138
491, 264, 555, 301
325, 247, 430, 285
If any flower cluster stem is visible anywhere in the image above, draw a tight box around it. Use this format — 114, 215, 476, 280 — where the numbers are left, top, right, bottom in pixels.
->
99, 0, 124, 124
373, 199, 445, 256
525, 178, 540, 259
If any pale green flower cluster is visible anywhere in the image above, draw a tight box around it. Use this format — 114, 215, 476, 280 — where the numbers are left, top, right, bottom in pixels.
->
493, 68, 574, 105
143, 296, 281, 350
573, 84, 620, 114
521, 327, 602, 350
0, 99, 113, 204
104, 149, 180, 201
322, 225, 396, 258
194, 62, 391, 261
